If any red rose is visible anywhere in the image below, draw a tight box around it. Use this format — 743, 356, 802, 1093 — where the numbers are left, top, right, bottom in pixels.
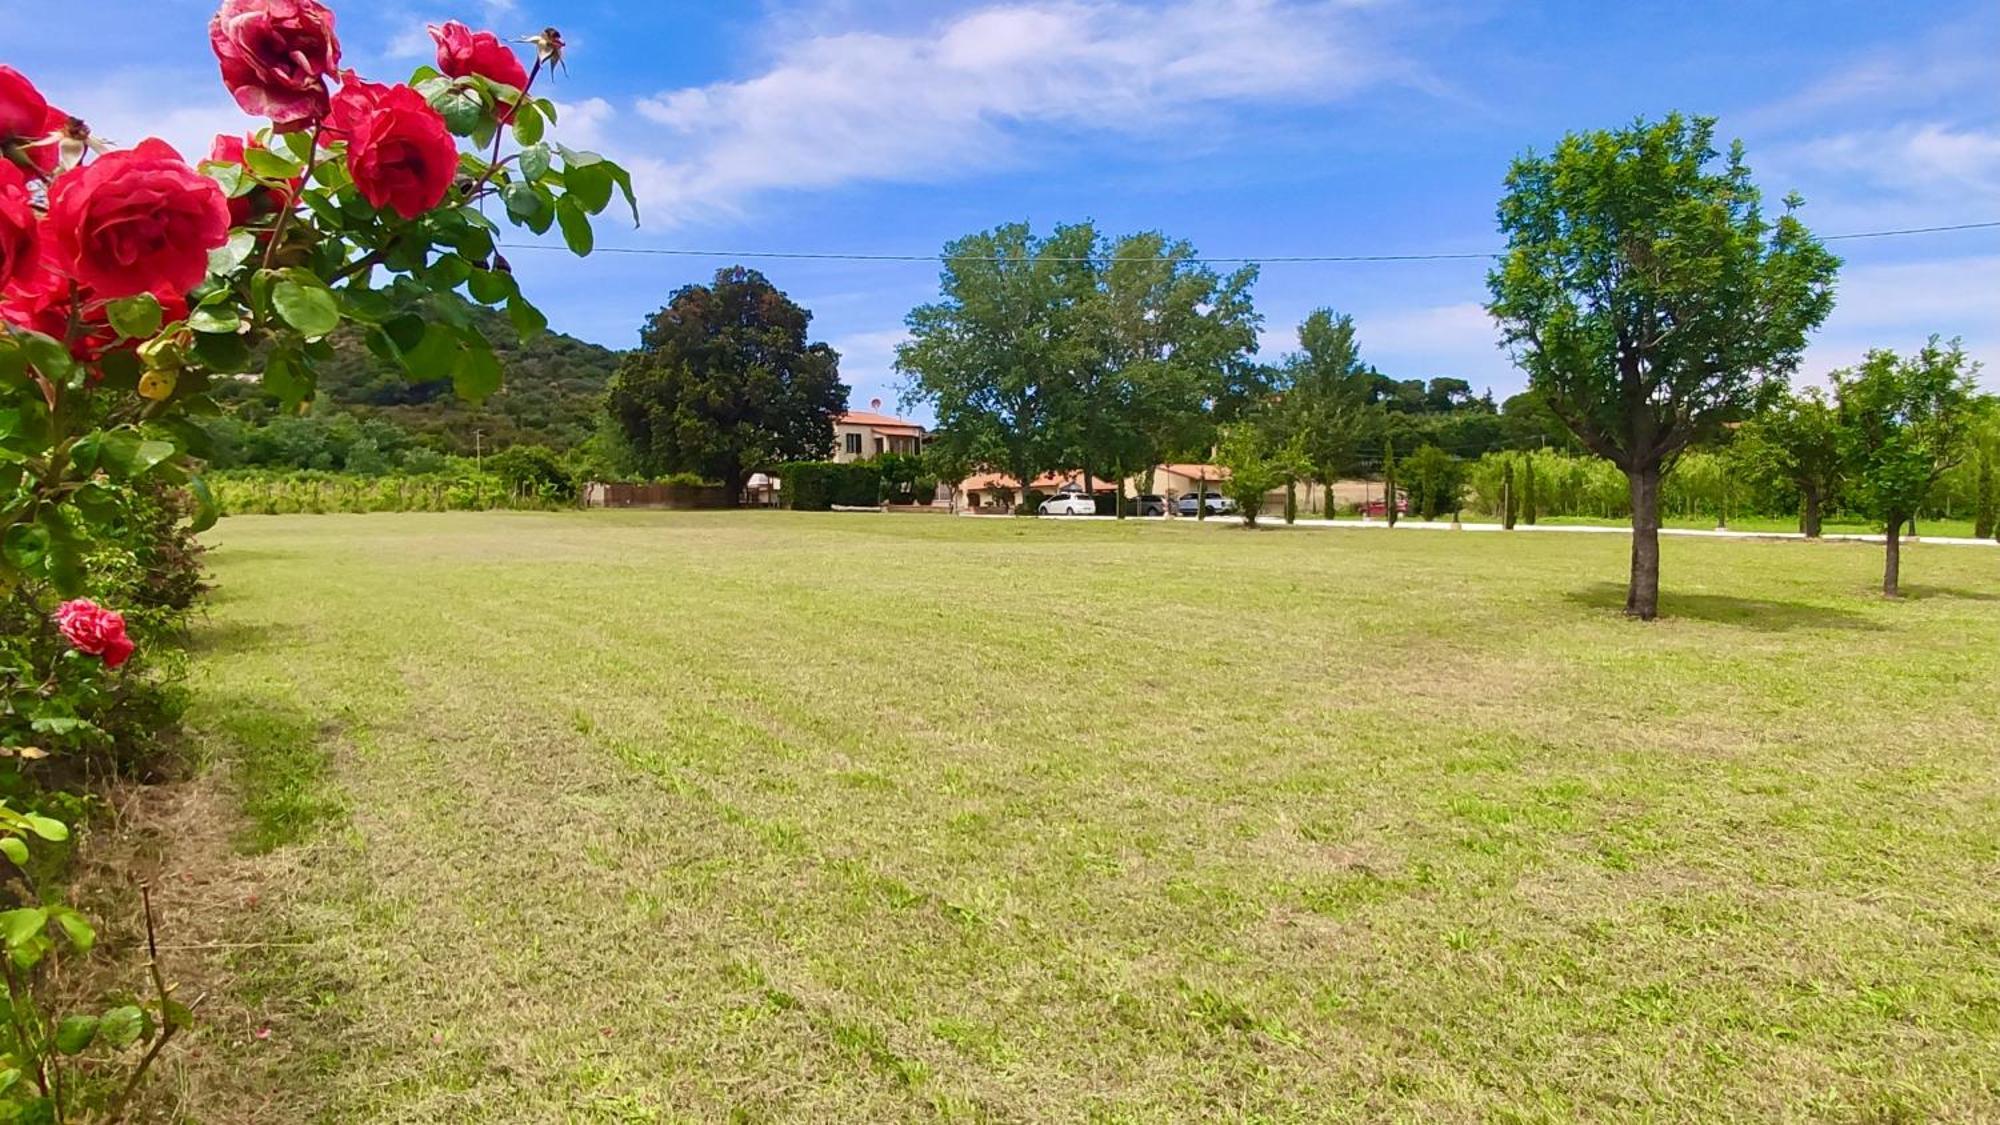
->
323, 69, 391, 142
1, 259, 189, 362
344, 84, 457, 220
428, 21, 530, 122
0, 163, 36, 292
45, 138, 230, 300
207, 132, 301, 226
55, 599, 135, 669
0, 65, 48, 146
209, 0, 342, 132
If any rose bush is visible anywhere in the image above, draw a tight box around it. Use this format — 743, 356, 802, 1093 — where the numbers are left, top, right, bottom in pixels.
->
0, 0, 631, 1114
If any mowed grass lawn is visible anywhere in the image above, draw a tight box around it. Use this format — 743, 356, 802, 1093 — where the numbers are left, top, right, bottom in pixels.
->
181, 512, 1999, 1122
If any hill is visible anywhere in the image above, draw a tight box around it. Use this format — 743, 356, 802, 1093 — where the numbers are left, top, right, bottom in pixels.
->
216, 307, 624, 454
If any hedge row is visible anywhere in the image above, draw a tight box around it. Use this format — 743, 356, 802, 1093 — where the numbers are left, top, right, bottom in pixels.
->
785, 462, 883, 511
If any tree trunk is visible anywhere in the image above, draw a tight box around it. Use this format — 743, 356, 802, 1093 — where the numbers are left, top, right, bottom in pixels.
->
1625, 465, 1662, 620
722, 466, 747, 508
1883, 513, 1903, 598
1800, 489, 1823, 538
1114, 471, 1127, 519
1284, 480, 1297, 525
1197, 469, 1207, 521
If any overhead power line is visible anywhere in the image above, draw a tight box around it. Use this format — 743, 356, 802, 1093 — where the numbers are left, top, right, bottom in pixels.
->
498, 219, 2000, 267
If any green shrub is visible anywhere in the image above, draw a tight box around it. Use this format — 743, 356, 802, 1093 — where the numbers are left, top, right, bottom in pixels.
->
785, 463, 883, 511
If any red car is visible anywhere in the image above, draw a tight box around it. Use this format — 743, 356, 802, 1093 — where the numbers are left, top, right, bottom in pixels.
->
1361, 497, 1410, 518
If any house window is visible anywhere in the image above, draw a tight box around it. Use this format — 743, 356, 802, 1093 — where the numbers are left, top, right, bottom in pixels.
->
874, 436, 885, 454
844, 433, 862, 455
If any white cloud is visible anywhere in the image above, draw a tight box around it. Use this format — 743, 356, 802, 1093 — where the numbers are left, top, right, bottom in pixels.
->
624, 0, 1411, 224
1804, 254, 2000, 386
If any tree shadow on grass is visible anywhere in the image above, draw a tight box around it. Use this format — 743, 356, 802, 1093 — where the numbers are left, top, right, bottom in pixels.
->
191, 686, 347, 855
1564, 582, 1883, 632
186, 618, 293, 657
1901, 585, 2000, 603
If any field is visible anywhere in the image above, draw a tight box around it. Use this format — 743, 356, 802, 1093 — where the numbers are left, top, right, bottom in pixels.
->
169, 512, 1999, 1122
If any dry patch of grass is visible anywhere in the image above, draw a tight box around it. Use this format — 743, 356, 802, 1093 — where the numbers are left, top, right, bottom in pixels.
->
165, 512, 2000, 1121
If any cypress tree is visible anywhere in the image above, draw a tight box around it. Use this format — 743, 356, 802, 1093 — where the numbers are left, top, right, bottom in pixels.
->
1382, 438, 1399, 528
1975, 450, 1996, 540
1502, 458, 1519, 530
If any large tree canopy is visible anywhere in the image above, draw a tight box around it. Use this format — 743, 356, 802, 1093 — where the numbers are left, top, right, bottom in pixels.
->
607, 267, 848, 503
896, 223, 1097, 506
1486, 113, 1839, 618
897, 223, 1259, 512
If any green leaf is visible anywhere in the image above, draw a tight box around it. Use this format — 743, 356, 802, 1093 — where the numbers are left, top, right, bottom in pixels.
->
52, 909, 93, 954
273, 279, 341, 338
133, 439, 178, 477
467, 268, 516, 305
453, 339, 503, 402
188, 304, 243, 335
511, 100, 545, 145
191, 331, 253, 373
563, 162, 613, 214
55, 1014, 98, 1055
98, 1005, 146, 1049
2, 523, 49, 572
277, 127, 315, 162
507, 295, 547, 341
605, 162, 640, 224
209, 229, 257, 278
0, 908, 46, 947
427, 254, 473, 290
431, 83, 486, 135
263, 349, 312, 410
188, 474, 220, 534
22, 815, 66, 842
0, 838, 25, 867
27, 717, 94, 739
17, 331, 74, 381
501, 182, 555, 235
164, 999, 196, 1031
555, 196, 593, 257
518, 142, 552, 183
203, 162, 246, 197
401, 323, 462, 379
556, 145, 603, 168
244, 145, 303, 180
105, 294, 164, 340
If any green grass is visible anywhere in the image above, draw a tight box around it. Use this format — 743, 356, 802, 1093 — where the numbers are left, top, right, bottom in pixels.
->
185, 512, 2000, 1121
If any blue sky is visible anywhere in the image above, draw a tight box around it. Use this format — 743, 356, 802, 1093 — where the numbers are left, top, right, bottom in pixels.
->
7, 0, 1996, 417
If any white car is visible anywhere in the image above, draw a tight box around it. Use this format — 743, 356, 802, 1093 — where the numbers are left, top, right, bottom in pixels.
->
1038, 492, 1096, 516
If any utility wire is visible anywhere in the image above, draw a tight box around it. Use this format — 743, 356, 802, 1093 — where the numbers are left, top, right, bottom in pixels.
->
498, 219, 2000, 267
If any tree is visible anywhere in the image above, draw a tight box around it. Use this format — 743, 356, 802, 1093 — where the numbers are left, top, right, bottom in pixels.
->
1976, 450, 1997, 541
1502, 457, 1519, 530
1381, 437, 1400, 527
1738, 388, 1843, 537
1404, 444, 1464, 521
1085, 231, 1261, 516
1486, 113, 1839, 618
1833, 340, 1980, 597
607, 267, 848, 505
1521, 453, 1539, 524
1215, 423, 1289, 527
899, 224, 1097, 510
1277, 310, 1370, 516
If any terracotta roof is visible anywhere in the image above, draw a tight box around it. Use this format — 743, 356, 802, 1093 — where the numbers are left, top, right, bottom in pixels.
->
959, 471, 1112, 492
837, 410, 925, 435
